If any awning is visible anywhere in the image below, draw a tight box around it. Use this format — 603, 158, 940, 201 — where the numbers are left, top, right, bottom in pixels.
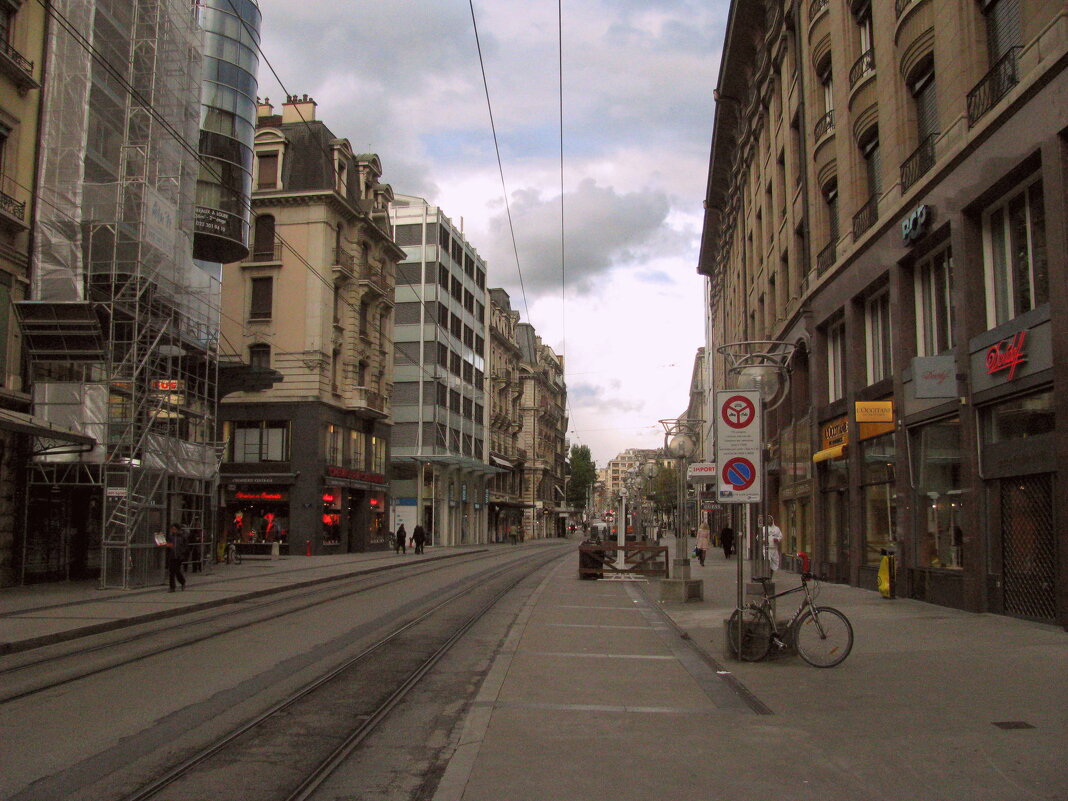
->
489, 500, 534, 509
490, 454, 517, 469
812, 444, 846, 463
0, 408, 94, 453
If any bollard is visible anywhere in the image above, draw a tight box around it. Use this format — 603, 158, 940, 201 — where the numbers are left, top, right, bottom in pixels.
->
305, 539, 311, 557
271, 541, 280, 560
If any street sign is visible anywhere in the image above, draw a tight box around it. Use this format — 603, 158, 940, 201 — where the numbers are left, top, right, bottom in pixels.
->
714, 389, 763, 503
686, 462, 717, 483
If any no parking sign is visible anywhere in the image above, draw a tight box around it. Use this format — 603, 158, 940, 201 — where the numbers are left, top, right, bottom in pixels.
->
714, 389, 763, 503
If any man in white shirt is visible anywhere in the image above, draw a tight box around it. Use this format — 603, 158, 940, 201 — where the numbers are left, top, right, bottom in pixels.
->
760, 515, 784, 574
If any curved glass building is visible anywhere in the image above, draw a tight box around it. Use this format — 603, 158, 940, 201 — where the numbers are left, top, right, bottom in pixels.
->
194, 0, 261, 263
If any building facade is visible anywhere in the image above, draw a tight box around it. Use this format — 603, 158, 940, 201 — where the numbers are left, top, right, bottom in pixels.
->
700, 0, 1068, 626
0, 0, 45, 585
517, 324, 567, 539
486, 288, 528, 542
388, 196, 494, 546
219, 96, 401, 555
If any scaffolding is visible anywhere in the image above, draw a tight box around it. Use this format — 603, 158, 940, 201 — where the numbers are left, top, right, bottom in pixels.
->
15, 0, 222, 587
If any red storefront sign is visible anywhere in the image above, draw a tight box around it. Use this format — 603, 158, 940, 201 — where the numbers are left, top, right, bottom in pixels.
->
986, 330, 1027, 380
235, 491, 285, 501
326, 466, 387, 484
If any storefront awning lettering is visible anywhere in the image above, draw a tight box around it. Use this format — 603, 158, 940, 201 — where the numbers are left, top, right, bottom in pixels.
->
812, 444, 846, 463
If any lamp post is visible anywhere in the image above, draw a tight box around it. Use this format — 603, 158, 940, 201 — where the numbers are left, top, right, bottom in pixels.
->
716, 341, 794, 630
657, 418, 704, 602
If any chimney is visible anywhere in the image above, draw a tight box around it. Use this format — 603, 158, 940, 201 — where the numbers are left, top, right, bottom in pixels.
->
282, 93, 317, 123
257, 97, 274, 119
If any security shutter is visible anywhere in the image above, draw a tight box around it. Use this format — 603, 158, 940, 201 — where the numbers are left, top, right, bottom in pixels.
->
985, 0, 1021, 63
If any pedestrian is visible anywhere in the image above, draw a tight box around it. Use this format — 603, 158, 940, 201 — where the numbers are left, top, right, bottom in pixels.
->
413, 523, 426, 554
761, 516, 784, 575
695, 522, 711, 567
395, 523, 407, 554
163, 523, 187, 592
720, 525, 735, 559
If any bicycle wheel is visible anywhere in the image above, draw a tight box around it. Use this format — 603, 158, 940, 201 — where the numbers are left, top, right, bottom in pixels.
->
794, 606, 853, 667
727, 605, 773, 662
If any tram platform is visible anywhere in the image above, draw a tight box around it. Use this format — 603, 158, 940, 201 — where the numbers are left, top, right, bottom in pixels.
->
429, 536, 1068, 801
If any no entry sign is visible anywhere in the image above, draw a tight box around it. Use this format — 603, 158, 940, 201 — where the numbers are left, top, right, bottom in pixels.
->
714, 389, 763, 503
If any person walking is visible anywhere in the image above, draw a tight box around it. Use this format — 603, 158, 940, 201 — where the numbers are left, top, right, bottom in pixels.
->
412, 523, 426, 554
720, 525, 735, 559
695, 522, 711, 567
762, 516, 784, 575
395, 523, 407, 554
164, 523, 187, 592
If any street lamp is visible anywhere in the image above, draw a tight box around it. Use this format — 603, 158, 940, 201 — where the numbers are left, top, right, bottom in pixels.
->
657, 418, 704, 602
716, 341, 794, 621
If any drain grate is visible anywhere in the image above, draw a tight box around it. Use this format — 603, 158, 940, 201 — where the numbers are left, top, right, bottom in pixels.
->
992, 721, 1035, 730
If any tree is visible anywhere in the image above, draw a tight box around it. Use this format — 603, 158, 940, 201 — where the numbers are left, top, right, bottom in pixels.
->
648, 465, 678, 519
565, 445, 597, 510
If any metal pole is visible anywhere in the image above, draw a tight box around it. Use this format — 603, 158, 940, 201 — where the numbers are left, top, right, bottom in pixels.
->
617, 490, 626, 570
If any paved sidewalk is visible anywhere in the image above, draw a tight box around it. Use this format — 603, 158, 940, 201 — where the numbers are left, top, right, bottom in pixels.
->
433, 536, 1068, 801
0, 543, 515, 655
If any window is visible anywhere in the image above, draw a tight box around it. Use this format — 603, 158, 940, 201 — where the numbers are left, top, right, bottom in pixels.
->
248, 343, 270, 369
860, 129, 881, 196
860, 433, 895, 567
983, 176, 1047, 326
249, 276, 273, 319
332, 284, 342, 326
357, 359, 368, 387
394, 302, 421, 325
438, 263, 449, 289
910, 417, 964, 570
451, 276, 462, 302
371, 435, 386, 473
915, 247, 954, 356
856, 2, 873, 55
826, 319, 846, 401
331, 348, 342, 394
911, 63, 938, 143
0, 275, 10, 383
818, 59, 834, 114
985, 0, 1021, 63
257, 152, 279, 189
347, 429, 366, 469
324, 424, 342, 464
393, 224, 423, 247
230, 420, 290, 462
252, 215, 276, 260
359, 300, 371, 337
396, 263, 423, 284
866, 291, 892, 384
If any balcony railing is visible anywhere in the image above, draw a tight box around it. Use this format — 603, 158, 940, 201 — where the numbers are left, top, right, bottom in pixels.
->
333, 246, 358, 274
809, 0, 829, 22
0, 38, 33, 77
852, 194, 879, 240
0, 189, 26, 221
816, 241, 836, 276
246, 240, 282, 262
849, 49, 875, 89
813, 109, 835, 141
895, 0, 919, 19
901, 132, 938, 191
967, 46, 1022, 127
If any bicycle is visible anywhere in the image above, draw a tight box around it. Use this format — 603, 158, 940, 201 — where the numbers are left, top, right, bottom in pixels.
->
727, 555, 853, 668
225, 540, 242, 565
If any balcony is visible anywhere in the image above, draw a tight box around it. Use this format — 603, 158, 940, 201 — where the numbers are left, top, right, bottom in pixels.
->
895, 0, 920, 18
359, 262, 393, 295
809, 0, 828, 22
816, 240, 836, 276
967, 47, 1022, 128
0, 183, 27, 230
333, 247, 358, 277
901, 133, 937, 192
852, 194, 879, 240
849, 49, 875, 89
813, 109, 834, 141
245, 240, 282, 262
0, 37, 38, 93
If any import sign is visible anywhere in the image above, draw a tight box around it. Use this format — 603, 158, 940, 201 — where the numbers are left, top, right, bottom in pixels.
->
714, 389, 763, 503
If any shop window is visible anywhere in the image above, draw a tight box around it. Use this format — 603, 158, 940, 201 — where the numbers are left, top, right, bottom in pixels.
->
249, 276, 273, 319
826, 318, 846, 401
983, 176, 1047, 327
860, 433, 896, 566
982, 389, 1054, 444
865, 290, 892, 384
914, 246, 954, 355
910, 417, 963, 570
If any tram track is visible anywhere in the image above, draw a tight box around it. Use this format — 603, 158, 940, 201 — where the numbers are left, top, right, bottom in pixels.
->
0, 548, 531, 705
115, 546, 568, 801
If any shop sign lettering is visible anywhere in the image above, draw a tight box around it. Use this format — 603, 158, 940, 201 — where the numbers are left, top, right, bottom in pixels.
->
986, 330, 1027, 380
901, 204, 931, 245
235, 491, 283, 500
326, 466, 386, 484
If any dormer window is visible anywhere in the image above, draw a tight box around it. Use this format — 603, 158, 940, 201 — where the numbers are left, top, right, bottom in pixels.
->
257, 151, 278, 189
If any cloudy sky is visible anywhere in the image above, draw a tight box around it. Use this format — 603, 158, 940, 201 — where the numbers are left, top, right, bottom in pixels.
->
253, 0, 727, 466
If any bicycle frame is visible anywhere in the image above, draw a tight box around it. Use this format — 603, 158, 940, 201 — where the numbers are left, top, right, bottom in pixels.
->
755, 578, 819, 635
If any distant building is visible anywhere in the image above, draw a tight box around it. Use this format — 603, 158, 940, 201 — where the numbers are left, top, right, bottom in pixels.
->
388, 196, 493, 546
219, 96, 402, 554
486, 289, 527, 542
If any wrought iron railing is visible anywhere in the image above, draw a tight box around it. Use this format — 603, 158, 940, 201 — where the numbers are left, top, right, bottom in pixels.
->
813, 109, 835, 141
967, 46, 1022, 127
895, 0, 919, 19
0, 38, 33, 76
333, 246, 357, 272
247, 240, 282, 262
809, 0, 829, 22
816, 241, 836, 276
852, 194, 879, 239
0, 189, 26, 221
849, 48, 875, 89
901, 133, 937, 191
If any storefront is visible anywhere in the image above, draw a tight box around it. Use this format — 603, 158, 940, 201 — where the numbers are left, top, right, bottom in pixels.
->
324, 466, 389, 552
777, 416, 814, 570
221, 474, 297, 557
814, 415, 849, 582
856, 400, 896, 589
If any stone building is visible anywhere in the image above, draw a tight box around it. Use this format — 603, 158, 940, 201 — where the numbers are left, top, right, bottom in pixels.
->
219, 96, 402, 554
516, 324, 567, 539
486, 289, 527, 542
700, 0, 1068, 626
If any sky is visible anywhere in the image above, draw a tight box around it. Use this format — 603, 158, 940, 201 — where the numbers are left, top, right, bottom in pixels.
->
252, 0, 728, 467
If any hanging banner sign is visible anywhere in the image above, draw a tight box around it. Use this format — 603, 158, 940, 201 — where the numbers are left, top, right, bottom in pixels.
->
714, 389, 763, 503
686, 462, 717, 483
